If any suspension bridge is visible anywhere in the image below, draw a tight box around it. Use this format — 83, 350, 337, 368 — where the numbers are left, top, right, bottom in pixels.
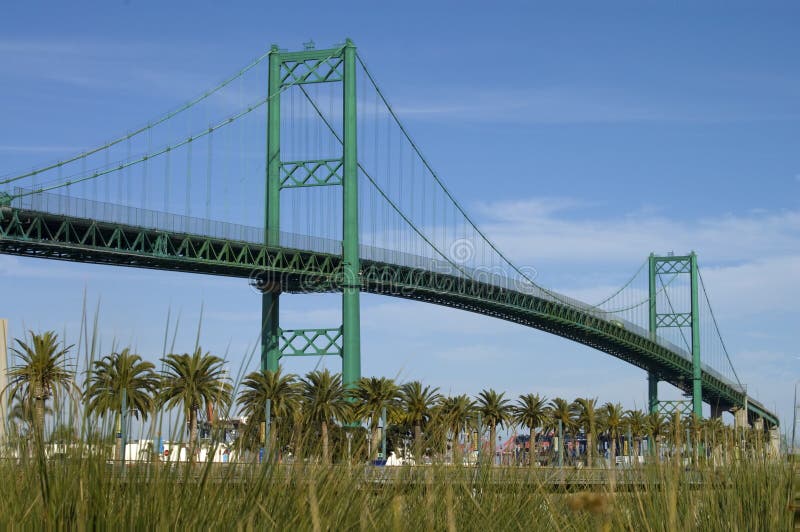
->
0, 40, 778, 429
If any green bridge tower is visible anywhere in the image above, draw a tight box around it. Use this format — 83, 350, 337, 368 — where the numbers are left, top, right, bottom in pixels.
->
648, 252, 702, 418
261, 40, 361, 389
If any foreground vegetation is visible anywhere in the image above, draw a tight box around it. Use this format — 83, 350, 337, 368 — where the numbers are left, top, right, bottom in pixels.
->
2, 330, 795, 528
0, 453, 793, 529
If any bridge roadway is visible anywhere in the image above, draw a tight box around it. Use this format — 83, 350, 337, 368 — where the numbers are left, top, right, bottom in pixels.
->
0, 202, 778, 427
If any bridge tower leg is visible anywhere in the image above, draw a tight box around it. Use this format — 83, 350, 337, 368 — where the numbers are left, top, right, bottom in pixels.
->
689, 252, 702, 418
647, 373, 659, 414
262, 45, 282, 374
648, 252, 702, 418
261, 41, 361, 389
341, 40, 361, 389
647, 254, 658, 414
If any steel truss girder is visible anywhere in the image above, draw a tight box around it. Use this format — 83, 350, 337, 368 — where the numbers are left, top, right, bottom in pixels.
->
0, 209, 343, 281
0, 208, 778, 427
280, 159, 343, 188
279, 327, 343, 357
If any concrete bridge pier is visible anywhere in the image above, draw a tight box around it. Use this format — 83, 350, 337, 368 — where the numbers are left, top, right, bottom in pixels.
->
733, 407, 749, 430
768, 427, 780, 458
710, 403, 724, 419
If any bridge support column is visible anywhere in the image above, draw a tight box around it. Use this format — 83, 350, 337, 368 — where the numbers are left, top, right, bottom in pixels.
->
710, 403, 724, 419
341, 39, 361, 390
733, 408, 749, 430
768, 427, 780, 458
689, 252, 702, 418
648, 372, 658, 414
262, 44, 282, 374
647, 255, 658, 414
262, 292, 280, 372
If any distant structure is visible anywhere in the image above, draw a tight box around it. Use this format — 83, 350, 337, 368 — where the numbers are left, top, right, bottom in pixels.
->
0, 319, 7, 442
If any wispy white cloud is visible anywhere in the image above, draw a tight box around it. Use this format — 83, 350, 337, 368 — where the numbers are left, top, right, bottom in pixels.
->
468, 197, 800, 330
699, 256, 800, 318
474, 198, 800, 266
391, 86, 800, 125
0, 38, 264, 109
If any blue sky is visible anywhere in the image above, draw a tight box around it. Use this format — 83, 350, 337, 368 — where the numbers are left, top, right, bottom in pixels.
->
1, 1, 798, 436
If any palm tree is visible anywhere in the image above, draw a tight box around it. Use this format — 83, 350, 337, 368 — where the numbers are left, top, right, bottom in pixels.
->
476, 389, 512, 465
237, 367, 300, 457
351, 376, 400, 459
85, 348, 159, 460
6, 396, 54, 443
400, 381, 441, 459
547, 397, 574, 463
623, 409, 647, 460
645, 411, 667, 463
512, 393, 548, 467
666, 411, 684, 462
301, 369, 349, 463
438, 394, 475, 464
571, 397, 598, 467
599, 402, 624, 467
4, 331, 76, 440
686, 413, 702, 464
159, 348, 232, 451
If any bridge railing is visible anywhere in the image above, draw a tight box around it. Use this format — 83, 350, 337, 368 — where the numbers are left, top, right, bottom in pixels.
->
9, 189, 744, 395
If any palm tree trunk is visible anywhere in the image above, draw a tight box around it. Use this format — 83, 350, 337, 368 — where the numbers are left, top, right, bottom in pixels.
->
529, 428, 535, 467
586, 432, 593, 468
415, 423, 422, 461
321, 420, 329, 464
490, 426, 496, 465
452, 427, 462, 466
189, 408, 198, 461
609, 432, 617, 491
115, 412, 123, 461
610, 435, 616, 468
292, 420, 304, 463
654, 436, 661, 464
370, 422, 381, 460
32, 382, 45, 442
268, 418, 278, 462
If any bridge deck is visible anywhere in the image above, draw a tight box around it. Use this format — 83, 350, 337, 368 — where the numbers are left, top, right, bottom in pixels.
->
0, 205, 777, 426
